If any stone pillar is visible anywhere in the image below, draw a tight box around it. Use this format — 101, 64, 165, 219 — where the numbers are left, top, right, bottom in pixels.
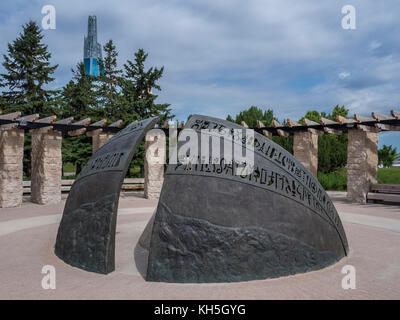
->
347, 129, 379, 204
0, 129, 24, 208
31, 130, 62, 205
144, 130, 165, 200
293, 131, 319, 177
92, 133, 114, 154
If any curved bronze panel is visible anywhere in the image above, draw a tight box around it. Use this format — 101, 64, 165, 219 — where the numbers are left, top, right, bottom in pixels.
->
55, 117, 159, 274
144, 115, 348, 283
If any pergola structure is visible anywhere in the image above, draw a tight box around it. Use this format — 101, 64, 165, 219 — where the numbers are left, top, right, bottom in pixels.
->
0, 110, 399, 208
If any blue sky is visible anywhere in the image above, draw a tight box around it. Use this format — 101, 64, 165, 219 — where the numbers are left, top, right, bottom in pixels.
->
0, 0, 399, 150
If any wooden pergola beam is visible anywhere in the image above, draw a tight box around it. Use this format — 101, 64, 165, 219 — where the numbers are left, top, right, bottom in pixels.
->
375, 123, 400, 131
272, 120, 289, 137
30, 115, 57, 133
357, 124, 380, 133
55, 117, 74, 125
272, 120, 282, 128
0, 123, 19, 131
68, 118, 91, 136
323, 127, 342, 135
262, 130, 272, 138
19, 114, 39, 122
108, 120, 123, 128
36, 115, 57, 124
336, 115, 355, 124
320, 117, 338, 125
354, 114, 376, 123
86, 119, 108, 137
303, 118, 324, 136
391, 110, 400, 120
0, 112, 21, 121
303, 118, 320, 126
287, 119, 301, 127
320, 117, 342, 134
73, 118, 91, 126
92, 119, 107, 127
372, 112, 395, 122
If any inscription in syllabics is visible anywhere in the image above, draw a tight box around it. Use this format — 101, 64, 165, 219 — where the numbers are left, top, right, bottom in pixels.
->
171, 157, 340, 230
180, 117, 346, 244
77, 151, 125, 180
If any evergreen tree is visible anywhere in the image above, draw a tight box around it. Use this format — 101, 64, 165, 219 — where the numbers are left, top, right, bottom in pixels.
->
1, 20, 58, 115
98, 40, 123, 120
61, 62, 99, 118
226, 114, 234, 123
0, 21, 58, 177
60, 62, 99, 175
121, 48, 173, 123
121, 48, 174, 176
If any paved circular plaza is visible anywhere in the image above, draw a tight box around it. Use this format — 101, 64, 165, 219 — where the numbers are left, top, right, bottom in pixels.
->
0, 192, 399, 300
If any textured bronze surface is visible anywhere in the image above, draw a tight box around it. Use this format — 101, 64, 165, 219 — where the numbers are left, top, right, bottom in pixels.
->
143, 115, 348, 283
55, 117, 159, 274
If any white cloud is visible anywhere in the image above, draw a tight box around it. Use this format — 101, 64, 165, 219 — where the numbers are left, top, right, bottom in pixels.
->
339, 72, 351, 79
369, 40, 382, 50
0, 0, 399, 124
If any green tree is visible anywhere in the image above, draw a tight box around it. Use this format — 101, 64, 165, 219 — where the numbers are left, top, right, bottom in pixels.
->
1, 20, 58, 115
97, 40, 123, 120
60, 62, 99, 174
230, 106, 274, 127
226, 114, 234, 122
61, 62, 99, 118
299, 106, 349, 173
121, 48, 174, 176
0, 21, 58, 177
121, 48, 173, 123
300, 110, 321, 124
226, 106, 293, 154
378, 145, 399, 168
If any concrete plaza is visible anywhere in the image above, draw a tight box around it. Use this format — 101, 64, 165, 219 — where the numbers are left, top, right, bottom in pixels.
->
0, 192, 399, 300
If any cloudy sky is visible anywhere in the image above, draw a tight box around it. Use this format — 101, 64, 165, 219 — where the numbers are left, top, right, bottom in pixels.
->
0, 0, 399, 149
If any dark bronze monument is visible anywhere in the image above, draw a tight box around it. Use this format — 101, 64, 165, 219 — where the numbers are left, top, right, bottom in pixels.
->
140, 115, 349, 283
55, 117, 159, 274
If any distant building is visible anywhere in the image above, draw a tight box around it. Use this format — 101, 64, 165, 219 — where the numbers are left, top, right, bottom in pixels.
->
393, 158, 400, 168
83, 16, 102, 76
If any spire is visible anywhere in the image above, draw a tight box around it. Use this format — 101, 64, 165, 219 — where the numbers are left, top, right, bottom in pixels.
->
83, 15, 102, 76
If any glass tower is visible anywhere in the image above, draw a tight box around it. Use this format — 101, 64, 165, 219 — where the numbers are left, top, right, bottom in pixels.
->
83, 16, 102, 76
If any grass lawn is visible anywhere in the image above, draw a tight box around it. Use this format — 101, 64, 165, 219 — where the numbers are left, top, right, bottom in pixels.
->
378, 167, 400, 184
318, 167, 400, 191
63, 162, 76, 173
62, 162, 142, 178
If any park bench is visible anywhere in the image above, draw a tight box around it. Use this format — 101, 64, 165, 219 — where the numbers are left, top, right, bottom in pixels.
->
367, 184, 400, 204
22, 178, 145, 194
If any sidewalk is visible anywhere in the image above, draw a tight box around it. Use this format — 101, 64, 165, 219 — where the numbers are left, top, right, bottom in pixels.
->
0, 192, 399, 299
